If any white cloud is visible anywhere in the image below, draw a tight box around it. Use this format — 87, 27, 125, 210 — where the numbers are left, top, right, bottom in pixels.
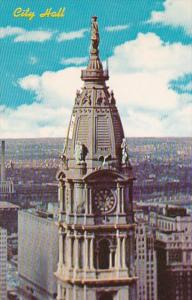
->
109, 33, 192, 75
163, 104, 192, 136
61, 57, 88, 65
57, 29, 88, 42
1, 68, 82, 138
0, 26, 53, 42
14, 30, 52, 42
108, 33, 192, 111
121, 98, 192, 137
149, 0, 192, 36
1, 32, 192, 138
18, 68, 82, 108
105, 25, 129, 32
0, 26, 24, 38
0, 103, 71, 138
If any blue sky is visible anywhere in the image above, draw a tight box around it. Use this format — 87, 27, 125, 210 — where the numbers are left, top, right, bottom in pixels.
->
0, 0, 192, 137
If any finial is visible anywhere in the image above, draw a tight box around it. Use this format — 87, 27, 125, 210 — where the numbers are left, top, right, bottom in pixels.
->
90, 16, 100, 55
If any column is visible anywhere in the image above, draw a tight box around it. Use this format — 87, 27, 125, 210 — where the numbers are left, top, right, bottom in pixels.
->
66, 287, 69, 300
121, 187, 125, 213
109, 247, 113, 269
122, 236, 126, 268
84, 232, 88, 269
57, 287, 64, 300
89, 189, 92, 214
73, 285, 76, 300
67, 234, 72, 269
83, 285, 87, 300
74, 233, 79, 269
116, 230, 121, 269
90, 235, 94, 269
117, 183, 121, 214
85, 184, 89, 214
59, 231, 64, 265
59, 180, 65, 212
68, 182, 73, 213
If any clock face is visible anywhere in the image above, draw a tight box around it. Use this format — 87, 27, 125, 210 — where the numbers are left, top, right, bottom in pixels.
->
93, 188, 116, 214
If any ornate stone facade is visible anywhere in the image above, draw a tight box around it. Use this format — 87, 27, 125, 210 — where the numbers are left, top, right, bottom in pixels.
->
55, 17, 137, 300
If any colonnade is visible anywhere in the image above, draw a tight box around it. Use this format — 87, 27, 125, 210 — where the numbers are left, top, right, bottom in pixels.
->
58, 179, 130, 216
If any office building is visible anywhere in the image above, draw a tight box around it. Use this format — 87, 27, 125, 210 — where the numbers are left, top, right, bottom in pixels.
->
18, 210, 58, 300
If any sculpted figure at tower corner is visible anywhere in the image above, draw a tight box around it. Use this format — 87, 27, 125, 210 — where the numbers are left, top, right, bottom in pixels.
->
121, 138, 129, 164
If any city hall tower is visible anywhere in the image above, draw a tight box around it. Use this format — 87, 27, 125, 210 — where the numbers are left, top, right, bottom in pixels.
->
55, 16, 137, 300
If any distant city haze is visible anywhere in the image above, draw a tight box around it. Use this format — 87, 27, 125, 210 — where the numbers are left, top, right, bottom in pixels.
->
1, 137, 191, 204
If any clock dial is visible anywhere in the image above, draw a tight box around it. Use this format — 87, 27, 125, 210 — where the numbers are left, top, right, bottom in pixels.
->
93, 189, 116, 214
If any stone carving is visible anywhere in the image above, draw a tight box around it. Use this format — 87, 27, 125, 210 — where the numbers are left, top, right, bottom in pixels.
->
96, 90, 108, 105
82, 91, 91, 105
75, 90, 81, 105
109, 90, 116, 105
60, 153, 68, 169
97, 91, 103, 105
99, 154, 112, 168
121, 138, 129, 164
75, 141, 85, 164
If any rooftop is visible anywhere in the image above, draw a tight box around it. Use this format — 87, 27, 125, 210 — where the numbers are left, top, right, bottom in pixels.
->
0, 201, 20, 210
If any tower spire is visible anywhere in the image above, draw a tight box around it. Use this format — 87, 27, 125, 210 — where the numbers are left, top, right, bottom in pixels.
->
87, 16, 103, 71
81, 17, 108, 81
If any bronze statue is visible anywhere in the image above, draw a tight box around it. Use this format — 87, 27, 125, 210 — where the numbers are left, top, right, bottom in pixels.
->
91, 16, 99, 52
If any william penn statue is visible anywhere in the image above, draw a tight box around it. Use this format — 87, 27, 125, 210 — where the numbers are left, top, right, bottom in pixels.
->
91, 16, 99, 53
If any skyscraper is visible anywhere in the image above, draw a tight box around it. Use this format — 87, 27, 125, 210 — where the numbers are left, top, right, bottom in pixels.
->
135, 219, 157, 300
0, 227, 7, 300
0, 140, 14, 200
18, 210, 58, 300
55, 17, 137, 300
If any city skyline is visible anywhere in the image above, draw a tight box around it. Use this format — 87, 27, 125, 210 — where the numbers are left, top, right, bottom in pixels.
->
0, 2, 192, 299
0, 0, 192, 138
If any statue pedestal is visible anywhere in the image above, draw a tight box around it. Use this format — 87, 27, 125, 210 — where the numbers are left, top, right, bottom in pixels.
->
121, 162, 133, 177
75, 162, 87, 176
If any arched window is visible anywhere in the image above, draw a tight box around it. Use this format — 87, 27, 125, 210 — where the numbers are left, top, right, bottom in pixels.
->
98, 239, 110, 269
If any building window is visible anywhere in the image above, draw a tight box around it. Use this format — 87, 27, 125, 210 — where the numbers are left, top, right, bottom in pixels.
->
98, 239, 110, 269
